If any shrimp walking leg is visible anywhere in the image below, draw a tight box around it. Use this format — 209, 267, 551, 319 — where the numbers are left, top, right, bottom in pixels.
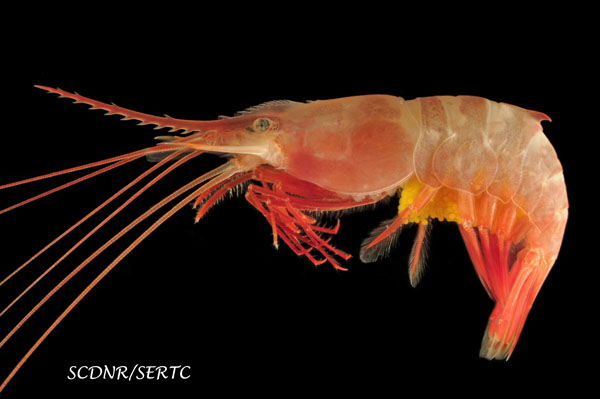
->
246, 185, 343, 267
245, 167, 383, 269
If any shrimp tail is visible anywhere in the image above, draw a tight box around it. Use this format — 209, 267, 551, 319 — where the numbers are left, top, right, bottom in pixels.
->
479, 249, 548, 360
461, 223, 553, 360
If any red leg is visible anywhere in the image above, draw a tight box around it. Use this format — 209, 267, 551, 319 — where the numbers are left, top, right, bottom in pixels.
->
244, 167, 384, 269
408, 222, 431, 287
360, 184, 438, 261
193, 173, 253, 222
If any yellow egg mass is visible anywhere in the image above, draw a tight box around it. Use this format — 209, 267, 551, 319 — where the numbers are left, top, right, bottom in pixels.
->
398, 177, 461, 225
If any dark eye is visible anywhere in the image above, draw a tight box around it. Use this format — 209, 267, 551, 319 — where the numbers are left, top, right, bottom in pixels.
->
253, 118, 271, 132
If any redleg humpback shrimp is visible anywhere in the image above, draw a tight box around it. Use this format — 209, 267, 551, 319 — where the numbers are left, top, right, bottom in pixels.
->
0, 87, 568, 391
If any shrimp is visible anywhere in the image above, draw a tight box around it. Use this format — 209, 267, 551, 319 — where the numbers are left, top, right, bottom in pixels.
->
0, 87, 568, 391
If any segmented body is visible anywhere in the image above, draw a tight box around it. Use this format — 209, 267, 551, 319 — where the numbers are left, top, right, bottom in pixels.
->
0, 88, 567, 392
408, 95, 567, 263
392, 96, 568, 358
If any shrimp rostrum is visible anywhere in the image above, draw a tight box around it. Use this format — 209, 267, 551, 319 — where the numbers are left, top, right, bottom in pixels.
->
0, 87, 568, 389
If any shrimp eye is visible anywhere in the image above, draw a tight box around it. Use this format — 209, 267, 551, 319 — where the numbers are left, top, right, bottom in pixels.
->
253, 118, 272, 132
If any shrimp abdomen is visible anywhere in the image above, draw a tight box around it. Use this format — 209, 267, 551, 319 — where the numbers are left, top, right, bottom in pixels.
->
402, 95, 568, 359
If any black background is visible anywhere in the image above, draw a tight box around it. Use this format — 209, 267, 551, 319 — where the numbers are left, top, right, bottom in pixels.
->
0, 12, 592, 397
